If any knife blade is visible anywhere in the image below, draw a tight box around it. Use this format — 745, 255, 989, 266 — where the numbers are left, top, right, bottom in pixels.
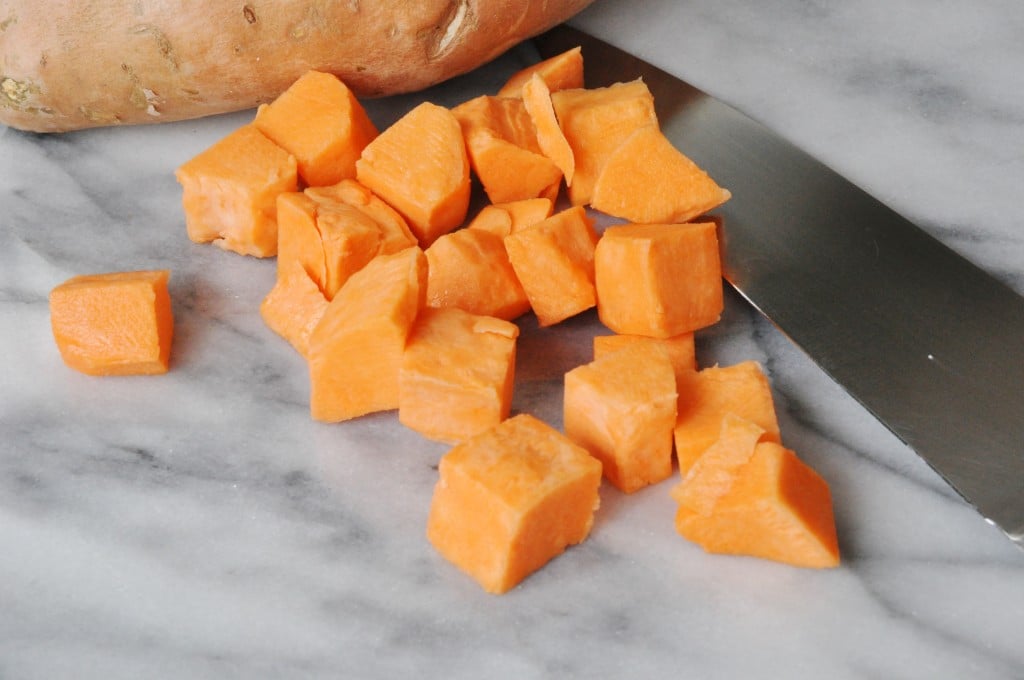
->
533, 25, 1024, 547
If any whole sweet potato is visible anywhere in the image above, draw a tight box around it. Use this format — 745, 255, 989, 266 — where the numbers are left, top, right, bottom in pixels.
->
0, 0, 594, 132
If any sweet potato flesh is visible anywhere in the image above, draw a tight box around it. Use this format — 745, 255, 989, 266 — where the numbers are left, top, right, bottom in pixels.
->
595, 222, 724, 338
425, 228, 531, 321
673, 414, 768, 516
550, 79, 657, 205
497, 46, 585, 97
307, 248, 427, 422
504, 205, 598, 327
253, 70, 379, 187
590, 124, 731, 224
466, 198, 554, 238
453, 95, 563, 204
674, 441, 840, 569
175, 124, 298, 258
564, 341, 678, 493
305, 180, 417, 254
163, 50, 843, 580
522, 74, 576, 186
593, 333, 697, 382
356, 102, 470, 246
49, 270, 173, 376
399, 308, 519, 443
259, 262, 329, 358
674, 361, 782, 475
427, 414, 602, 594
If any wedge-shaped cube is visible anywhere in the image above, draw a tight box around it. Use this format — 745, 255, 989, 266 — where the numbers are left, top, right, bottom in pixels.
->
427, 414, 602, 594
564, 341, 678, 493
425, 228, 530, 321
175, 124, 297, 257
674, 361, 781, 475
451, 95, 562, 205
356, 102, 470, 246
259, 262, 329, 358
253, 70, 379, 187
591, 124, 731, 224
49, 270, 173, 376
400, 308, 519, 443
595, 221, 723, 338
504, 205, 598, 327
550, 79, 657, 205
592, 332, 697, 384
307, 248, 427, 422
672, 428, 840, 569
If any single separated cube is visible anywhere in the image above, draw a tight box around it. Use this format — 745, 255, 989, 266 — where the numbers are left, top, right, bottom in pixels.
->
595, 221, 723, 338
175, 124, 297, 257
427, 414, 602, 594
564, 340, 677, 493
49, 270, 174, 376
399, 307, 519, 443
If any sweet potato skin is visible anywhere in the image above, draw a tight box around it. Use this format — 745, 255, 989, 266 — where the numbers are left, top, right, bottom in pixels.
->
0, 0, 596, 132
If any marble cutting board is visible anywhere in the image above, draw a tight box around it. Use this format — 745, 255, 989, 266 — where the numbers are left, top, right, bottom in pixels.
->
3, 1, 1024, 678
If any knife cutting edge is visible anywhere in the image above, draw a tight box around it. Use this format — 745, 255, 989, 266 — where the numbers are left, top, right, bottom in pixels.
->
533, 25, 1024, 548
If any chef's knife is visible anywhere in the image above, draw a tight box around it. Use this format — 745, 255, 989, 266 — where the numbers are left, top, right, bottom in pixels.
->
533, 25, 1024, 547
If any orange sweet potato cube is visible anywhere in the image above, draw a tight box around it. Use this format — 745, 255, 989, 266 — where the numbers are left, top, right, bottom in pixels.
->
425, 228, 531, 321
426, 413, 602, 594
253, 70, 379, 187
564, 341, 678, 493
595, 221, 723, 338
504, 205, 598, 327
592, 333, 697, 383
356, 102, 470, 246
175, 124, 297, 257
550, 79, 657, 206
259, 262, 329, 358
673, 438, 840, 569
49, 270, 173, 376
307, 248, 427, 422
399, 308, 519, 443
590, 124, 731, 224
452, 95, 563, 204
674, 361, 782, 475
497, 45, 584, 97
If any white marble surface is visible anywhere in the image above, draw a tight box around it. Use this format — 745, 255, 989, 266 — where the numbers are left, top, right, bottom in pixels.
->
3, 1, 1024, 678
